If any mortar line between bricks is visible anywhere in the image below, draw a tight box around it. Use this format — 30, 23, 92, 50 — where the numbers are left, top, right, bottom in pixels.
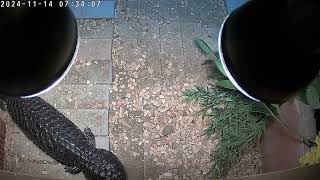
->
108, 19, 116, 151
80, 37, 113, 40
63, 82, 113, 85
80, 37, 114, 40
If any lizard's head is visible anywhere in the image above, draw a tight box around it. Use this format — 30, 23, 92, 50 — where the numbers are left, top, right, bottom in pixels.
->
83, 148, 127, 180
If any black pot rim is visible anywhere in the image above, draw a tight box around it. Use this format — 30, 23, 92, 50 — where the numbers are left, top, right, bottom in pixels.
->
218, 15, 260, 102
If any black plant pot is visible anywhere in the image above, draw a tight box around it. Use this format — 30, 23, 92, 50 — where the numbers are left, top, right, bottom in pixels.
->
219, 0, 320, 103
0, 5, 78, 97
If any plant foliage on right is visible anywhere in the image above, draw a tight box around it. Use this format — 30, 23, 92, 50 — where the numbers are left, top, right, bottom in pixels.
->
300, 135, 320, 166
183, 39, 279, 178
183, 86, 270, 178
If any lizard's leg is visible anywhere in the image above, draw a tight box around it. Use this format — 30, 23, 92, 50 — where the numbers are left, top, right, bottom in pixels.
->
64, 165, 82, 174
84, 127, 96, 147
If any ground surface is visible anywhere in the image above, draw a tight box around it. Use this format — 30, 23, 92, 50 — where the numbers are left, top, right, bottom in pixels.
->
1, 0, 264, 179
110, 0, 262, 179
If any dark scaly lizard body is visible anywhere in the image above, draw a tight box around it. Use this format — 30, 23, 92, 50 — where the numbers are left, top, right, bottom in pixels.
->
0, 95, 126, 180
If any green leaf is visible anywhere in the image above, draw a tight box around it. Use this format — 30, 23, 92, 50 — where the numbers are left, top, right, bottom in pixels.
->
214, 58, 227, 77
193, 38, 227, 77
194, 38, 213, 55
312, 79, 320, 95
216, 80, 237, 90
249, 103, 272, 116
306, 85, 320, 107
296, 89, 308, 104
201, 59, 214, 65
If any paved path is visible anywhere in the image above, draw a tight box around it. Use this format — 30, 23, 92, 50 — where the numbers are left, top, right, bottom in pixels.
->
110, 0, 227, 180
2, 19, 114, 179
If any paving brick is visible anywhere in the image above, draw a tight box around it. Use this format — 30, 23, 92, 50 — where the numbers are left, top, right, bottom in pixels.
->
12, 161, 86, 180
8, 132, 57, 163
199, 0, 227, 21
181, 22, 202, 53
67, 109, 109, 136
201, 17, 225, 28
135, 39, 162, 86
179, 0, 201, 22
160, 21, 183, 57
137, 20, 160, 40
78, 19, 113, 39
64, 59, 112, 84
116, 40, 138, 63
95, 135, 110, 150
116, 21, 138, 40
138, 0, 160, 20
125, 0, 139, 17
110, 119, 144, 180
41, 84, 110, 110
159, 0, 180, 21
202, 25, 221, 52
77, 39, 112, 61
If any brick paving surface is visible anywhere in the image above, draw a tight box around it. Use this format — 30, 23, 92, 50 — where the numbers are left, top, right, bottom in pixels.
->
110, 1, 229, 180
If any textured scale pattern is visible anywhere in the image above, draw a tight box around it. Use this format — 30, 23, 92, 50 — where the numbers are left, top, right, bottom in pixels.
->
0, 95, 126, 180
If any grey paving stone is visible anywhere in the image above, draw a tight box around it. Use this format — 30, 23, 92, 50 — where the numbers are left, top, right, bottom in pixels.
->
138, 0, 160, 20
181, 22, 202, 38
160, 21, 183, 57
179, 0, 201, 22
199, 0, 227, 21
41, 84, 110, 110
12, 161, 86, 180
67, 109, 109, 136
135, 39, 162, 85
8, 132, 57, 164
78, 19, 113, 39
159, 0, 180, 21
64, 59, 112, 84
116, 21, 138, 40
181, 22, 202, 51
201, 17, 225, 28
137, 20, 160, 40
123, 0, 139, 17
77, 39, 112, 61
110, 119, 144, 180
115, 39, 139, 66
202, 25, 221, 52
95, 135, 110, 150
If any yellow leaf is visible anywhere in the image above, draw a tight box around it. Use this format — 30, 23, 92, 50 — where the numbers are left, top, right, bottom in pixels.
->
300, 135, 320, 166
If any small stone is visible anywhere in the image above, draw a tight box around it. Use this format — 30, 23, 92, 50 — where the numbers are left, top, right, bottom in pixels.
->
162, 125, 175, 136
85, 62, 92, 66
